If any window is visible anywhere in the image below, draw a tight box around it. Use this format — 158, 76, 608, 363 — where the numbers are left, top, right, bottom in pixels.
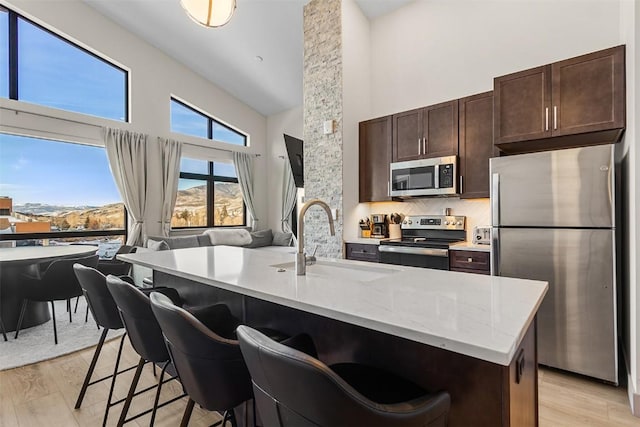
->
170, 98, 247, 146
172, 158, 245, 228
0, 133, 126, 257
1, 7, 128, 121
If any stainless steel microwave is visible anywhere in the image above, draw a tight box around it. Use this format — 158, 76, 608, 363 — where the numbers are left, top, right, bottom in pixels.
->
390, 156, 458, 197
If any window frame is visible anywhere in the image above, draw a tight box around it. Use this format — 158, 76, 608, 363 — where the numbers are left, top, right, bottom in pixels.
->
0, 133, 128, 244
170, 97, 247, 146
172, 160, 247, 229
2, 7, 129, 122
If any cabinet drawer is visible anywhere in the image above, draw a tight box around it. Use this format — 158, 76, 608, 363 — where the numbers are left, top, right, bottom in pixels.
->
449, 250, 490, 272
346, 243, 380, 262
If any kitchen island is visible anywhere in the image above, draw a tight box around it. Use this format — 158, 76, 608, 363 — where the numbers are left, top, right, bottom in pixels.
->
120, 246, 547, 426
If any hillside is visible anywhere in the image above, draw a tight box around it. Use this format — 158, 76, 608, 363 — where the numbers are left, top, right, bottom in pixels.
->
11, 182, 244, 230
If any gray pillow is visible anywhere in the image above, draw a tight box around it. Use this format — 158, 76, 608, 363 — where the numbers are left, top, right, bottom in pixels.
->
165, 235, 200, 249
146, 239, 169, 251
245, 229, 273, 248
272, 231, 293, 246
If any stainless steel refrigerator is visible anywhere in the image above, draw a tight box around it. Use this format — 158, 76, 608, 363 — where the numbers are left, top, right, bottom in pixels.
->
490, 144, 617, 384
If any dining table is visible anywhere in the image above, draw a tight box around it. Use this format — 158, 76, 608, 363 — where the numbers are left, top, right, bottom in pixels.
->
0, 245, 98, 333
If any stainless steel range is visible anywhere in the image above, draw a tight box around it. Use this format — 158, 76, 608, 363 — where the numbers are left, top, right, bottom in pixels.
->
379, 215, 466, 270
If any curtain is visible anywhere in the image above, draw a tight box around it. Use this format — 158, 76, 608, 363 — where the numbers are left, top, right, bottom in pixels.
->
232, 152, 259, 229
157, 137, 182, 237
281, 159, 297, 234
104, 127, 148, 246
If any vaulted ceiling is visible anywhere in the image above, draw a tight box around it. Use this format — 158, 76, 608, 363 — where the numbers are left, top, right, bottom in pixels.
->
84, 0, 414, 116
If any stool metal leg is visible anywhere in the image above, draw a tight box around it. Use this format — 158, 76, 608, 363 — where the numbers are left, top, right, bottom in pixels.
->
75, 328, 109, 408
149, 361, 170, 427
116, 357, 146, 427
103, 333, 127, 427
180, 399, 195, 427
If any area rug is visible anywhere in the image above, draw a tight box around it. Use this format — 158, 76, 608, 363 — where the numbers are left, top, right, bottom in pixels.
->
0, 298, 124, 371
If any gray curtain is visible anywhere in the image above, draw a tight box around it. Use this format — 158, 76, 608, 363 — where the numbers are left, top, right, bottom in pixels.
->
281, 159, 297, 233
232, 152, 259, 229
157, 137, 182, 237
104, 127, 149, 246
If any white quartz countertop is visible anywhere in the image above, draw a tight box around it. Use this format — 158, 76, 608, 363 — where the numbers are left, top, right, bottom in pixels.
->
120, 246, 547, 366
449, 242, 492, 252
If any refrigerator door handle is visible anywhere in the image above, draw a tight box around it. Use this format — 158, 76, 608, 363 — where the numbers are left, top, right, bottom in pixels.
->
491, 173, 500, 225
491, 228, 499, 276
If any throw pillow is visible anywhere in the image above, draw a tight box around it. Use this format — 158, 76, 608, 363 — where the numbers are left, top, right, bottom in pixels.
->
245, 229, 274, 248
272, 231, 293, 246
204, 228, 252, 246
146, 239, 169, 251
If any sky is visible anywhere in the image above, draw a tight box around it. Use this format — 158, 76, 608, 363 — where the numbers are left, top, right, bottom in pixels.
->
0, 9, 241, 207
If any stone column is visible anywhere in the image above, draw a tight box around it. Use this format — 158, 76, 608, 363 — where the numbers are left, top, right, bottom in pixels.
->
302, 0, 343, 258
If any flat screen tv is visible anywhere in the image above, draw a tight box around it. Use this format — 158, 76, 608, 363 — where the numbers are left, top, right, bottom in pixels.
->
284, 134, 304, 188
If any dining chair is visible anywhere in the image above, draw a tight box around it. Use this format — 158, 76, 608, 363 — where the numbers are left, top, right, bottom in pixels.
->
15, 253, 99, 344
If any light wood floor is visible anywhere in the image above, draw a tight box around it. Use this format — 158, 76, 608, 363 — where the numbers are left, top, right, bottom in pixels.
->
0, 336, 638, 427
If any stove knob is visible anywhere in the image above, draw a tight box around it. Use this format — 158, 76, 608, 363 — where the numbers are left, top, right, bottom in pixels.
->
408, 220, 413, 224
444, 221, 449, 225
456, 221, 462, 226
403, 220, 407, 225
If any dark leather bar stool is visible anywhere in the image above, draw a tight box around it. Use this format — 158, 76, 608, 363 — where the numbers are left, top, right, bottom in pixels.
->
15, 254, 99, 344
73, 265, 140, 427
150, 292, 253, 427
237, 325, 451, 427
106, 275, 188, 427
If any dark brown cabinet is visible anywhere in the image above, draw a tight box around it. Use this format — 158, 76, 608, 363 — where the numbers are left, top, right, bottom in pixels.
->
494, 45, 625, 154
449, 250, 490, 275
359, 116, 392, 202
392, 100, 458, 162
459, 91, 495, 199
345, 243, 380, 263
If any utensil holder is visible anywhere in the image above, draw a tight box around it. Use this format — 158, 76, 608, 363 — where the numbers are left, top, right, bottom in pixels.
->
389, 224, 401, 240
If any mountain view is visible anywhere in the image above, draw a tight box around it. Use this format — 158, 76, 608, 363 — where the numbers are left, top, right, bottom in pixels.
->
9, 182, 244, 231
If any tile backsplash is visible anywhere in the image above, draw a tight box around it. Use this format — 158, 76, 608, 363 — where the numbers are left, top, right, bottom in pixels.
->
366, 198, 490, 242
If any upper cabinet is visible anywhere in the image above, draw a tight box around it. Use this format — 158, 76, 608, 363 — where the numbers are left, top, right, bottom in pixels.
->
459, 91, 495, 199
359, 116, 392, 203
392, 100, 458, 162
494, 45, 625, 154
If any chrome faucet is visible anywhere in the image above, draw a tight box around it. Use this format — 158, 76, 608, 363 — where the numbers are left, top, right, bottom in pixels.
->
296, 199, 336, 275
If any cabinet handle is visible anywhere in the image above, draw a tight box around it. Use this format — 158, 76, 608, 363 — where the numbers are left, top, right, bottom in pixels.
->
545, 107, 549, 131
423, 137, 426, 154
459, 176, 463, 194
352, 250, 369, 255
467, 257, 473, 263
387, 180, 390, 197
553, 106, 557, 130
418, 138, 421, 155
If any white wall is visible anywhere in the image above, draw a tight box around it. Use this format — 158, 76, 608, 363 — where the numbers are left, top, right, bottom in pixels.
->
265, 106, 303, 232
1, 0, 268, 237
341, 0, 372, 241
369, 0, 622, 117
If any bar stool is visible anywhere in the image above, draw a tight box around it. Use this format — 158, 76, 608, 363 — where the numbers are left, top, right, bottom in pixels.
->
73, 265, 138, 427
106, 275, 188, 427
150, 291, 252, 427
237, 325, 451, 427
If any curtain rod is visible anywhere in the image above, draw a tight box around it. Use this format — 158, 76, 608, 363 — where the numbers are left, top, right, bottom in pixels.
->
183, 141, 261, 157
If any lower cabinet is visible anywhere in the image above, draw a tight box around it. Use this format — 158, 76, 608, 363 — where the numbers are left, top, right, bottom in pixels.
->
345, 243, 380, 263
449, 250, 490, 275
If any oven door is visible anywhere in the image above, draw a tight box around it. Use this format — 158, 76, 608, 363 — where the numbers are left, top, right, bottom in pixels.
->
378, 246, 449, 270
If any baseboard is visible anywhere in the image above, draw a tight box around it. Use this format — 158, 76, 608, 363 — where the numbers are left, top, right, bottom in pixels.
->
628, 372, 640, 417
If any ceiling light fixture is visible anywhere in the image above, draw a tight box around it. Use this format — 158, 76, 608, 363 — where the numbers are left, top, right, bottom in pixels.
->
180, 0, 237, 28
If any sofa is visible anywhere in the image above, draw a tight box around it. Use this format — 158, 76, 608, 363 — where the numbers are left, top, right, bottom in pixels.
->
131, 228, 295, 285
